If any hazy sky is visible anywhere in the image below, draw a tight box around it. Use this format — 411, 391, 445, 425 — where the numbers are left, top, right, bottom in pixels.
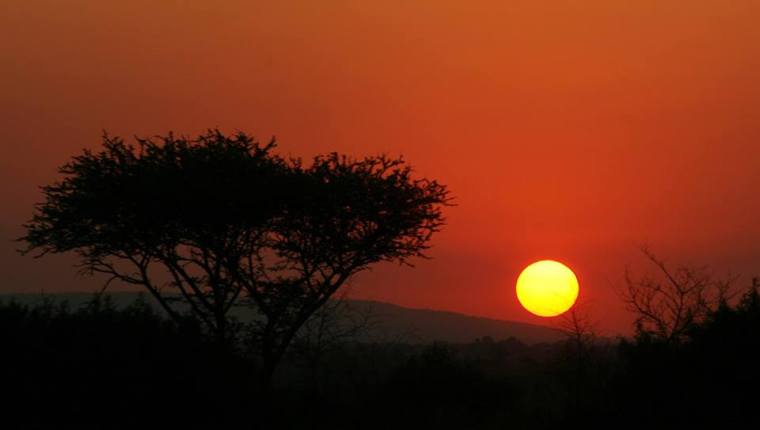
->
2, 0, 760, 333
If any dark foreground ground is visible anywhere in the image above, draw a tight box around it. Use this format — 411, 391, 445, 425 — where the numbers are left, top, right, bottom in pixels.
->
1, 292, 759, 429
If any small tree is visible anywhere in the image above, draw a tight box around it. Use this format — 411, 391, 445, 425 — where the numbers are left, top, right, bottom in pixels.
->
20, 129, 450, 385
556, 302, 597, 418
557, 304, 597, 363
621, 247, 734, 344
287, 294, 377, 393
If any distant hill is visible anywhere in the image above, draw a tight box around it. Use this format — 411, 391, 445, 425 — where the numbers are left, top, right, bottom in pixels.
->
0, 292, 563, 345
346, 300, 563, 344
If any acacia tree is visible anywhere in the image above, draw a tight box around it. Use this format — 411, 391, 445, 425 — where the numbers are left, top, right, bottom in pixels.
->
21, 130, 450, 384
236, 153, 449, 384
21, 131, 287, 343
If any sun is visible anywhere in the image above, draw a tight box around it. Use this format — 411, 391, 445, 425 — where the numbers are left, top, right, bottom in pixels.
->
516, 260, 579, 317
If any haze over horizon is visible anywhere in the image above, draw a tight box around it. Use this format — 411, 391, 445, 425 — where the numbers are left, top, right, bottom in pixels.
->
3, 0, 760, 334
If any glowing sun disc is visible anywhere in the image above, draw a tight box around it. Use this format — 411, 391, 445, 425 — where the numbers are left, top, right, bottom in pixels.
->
516, 260, 579, 317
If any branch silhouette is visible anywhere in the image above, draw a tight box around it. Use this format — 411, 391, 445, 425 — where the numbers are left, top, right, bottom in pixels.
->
19, 129, 451, 388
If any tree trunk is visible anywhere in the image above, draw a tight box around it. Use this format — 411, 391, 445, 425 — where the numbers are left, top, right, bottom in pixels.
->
255, 351, 278, 430
214, 310, 227, 347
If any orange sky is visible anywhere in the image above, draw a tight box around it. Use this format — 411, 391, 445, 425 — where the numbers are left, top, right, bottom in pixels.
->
2, 0, 760, 334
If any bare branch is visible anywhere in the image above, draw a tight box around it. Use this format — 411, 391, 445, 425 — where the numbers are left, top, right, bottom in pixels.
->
621, 248, 735, 343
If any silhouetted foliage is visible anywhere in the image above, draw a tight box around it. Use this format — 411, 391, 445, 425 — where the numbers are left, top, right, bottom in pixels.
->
243, 151, 450, 385
20, 131, 285, 344
7, 282, 760, 430
286, 295, 378, 394
554, 304, 603, 421
20, 129, 451, 386
0, 293, 566, 429
0, 294, 251, 429
382, 344, 517, 428
611, 278, 760, 428
19, 150, 760, 429
621, 247, 734, 344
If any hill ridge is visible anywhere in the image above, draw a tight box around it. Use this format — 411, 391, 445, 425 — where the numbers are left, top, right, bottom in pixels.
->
0, 292, 562, 344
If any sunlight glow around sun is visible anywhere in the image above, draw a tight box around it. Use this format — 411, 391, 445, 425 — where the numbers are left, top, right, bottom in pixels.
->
516, 260, 579, 317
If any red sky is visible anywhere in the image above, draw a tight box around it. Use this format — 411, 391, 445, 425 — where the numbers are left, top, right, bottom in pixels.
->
2, 0, 760, 334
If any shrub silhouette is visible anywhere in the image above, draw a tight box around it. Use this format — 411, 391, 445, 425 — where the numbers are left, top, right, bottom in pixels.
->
0, 294, 251, 429
612, 279, 760, 428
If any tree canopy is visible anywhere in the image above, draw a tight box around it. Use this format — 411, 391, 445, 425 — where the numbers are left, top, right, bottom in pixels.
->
20, 129, 450, 381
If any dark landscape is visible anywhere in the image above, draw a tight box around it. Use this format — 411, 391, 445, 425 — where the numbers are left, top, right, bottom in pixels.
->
3, 1, 760, 429
2, 285, 760, 429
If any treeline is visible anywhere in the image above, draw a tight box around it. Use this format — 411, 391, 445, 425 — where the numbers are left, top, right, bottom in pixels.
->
0, 295, 252, 428
611, 280, 760, 428
3, 280, 760, 429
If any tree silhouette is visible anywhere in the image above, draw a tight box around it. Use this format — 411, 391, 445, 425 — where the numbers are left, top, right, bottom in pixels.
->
621, 247, 734, 344
21, 131, 287, 344
20, 129, 450, 385
614, 278, 760, 428
287, 294, 377, 394
241, 152, 450, 385
555, 303, 598, 421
